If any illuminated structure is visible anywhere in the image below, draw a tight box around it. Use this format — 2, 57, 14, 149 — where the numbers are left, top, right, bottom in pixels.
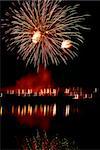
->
0, 87, 99, 118
1, 87, 99, 99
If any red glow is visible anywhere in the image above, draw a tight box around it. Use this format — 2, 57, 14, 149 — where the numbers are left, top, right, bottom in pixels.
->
1, 65, 54, 92
16, 66, 53, 91
15, 114, 50, 130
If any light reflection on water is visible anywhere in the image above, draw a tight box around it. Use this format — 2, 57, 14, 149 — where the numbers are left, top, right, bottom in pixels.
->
0, 97, 80, 130
1, 96, 99, 149
0, 105, 2, 115
0, 103, 72, 117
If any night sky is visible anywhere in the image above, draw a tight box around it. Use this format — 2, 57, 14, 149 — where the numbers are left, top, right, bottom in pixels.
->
1, 1, 100, 88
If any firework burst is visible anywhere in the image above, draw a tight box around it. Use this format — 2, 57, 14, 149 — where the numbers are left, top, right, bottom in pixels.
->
2, 0, 90, 70
21, 130, 78, 150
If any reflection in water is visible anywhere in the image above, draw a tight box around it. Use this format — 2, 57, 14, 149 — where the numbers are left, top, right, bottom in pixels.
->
0, 103, 73, 118
65, 105, 70, 117
21, 130, 78, 150
12, 104, 57, 117
0, 99, 80, 130
43, 105, 46, 116
23, 105, 27, 115
0, 103, 81, 119
27, 104, 32, 116
18, 105, 20, 115
12, 105, 14, 114
0, 106, 2, 116
53, 104, 56, 116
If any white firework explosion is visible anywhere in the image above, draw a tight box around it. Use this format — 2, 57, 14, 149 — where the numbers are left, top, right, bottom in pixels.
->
2, 0, 90, 70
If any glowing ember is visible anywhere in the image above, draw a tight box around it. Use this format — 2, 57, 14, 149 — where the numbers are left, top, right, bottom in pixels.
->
61, 40, 72, 49
32, 31, 41, 44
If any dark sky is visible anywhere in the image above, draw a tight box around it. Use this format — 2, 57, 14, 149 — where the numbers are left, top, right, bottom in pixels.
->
1, 1, 100, 88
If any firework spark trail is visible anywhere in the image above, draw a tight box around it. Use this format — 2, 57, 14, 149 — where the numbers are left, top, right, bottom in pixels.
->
2, 0, 90, 70
21, 130, 78, 150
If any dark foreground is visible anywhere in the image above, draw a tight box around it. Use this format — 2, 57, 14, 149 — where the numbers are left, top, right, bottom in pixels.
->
1, 96, 100, 149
